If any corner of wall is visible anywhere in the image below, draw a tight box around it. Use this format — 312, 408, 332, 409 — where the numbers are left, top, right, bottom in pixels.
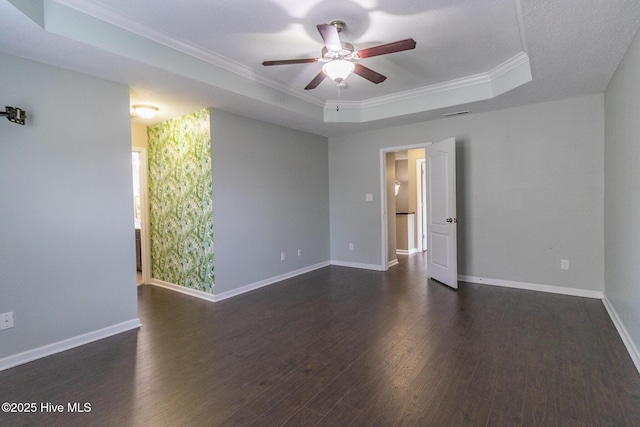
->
602, 294, 640, 373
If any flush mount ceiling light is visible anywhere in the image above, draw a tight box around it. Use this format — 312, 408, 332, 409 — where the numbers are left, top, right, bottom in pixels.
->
132, 104, 158, 119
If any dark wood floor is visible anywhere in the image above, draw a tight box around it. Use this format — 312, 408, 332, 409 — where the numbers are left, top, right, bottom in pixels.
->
2, 253, 639, 426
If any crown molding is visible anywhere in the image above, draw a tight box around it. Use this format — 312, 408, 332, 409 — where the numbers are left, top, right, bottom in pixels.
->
327, 52, 529, 111
53, 0, 323, 107
488, 51, 530, 79
46, 0, 531, 124
323, 52, 531, 123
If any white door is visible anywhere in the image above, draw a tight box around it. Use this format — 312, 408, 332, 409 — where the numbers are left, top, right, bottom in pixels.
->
426, 137, 458, 289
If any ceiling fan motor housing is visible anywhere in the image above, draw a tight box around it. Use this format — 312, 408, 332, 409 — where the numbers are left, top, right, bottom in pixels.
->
321, 43, 355, 61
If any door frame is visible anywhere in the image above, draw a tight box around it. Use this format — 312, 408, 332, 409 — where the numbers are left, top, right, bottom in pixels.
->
416, 158, 427, 252
379, 142, 431, 270
132, 146, 151, 285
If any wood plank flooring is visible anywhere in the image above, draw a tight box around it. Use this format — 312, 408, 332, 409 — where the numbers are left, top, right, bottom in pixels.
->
1, 253, 639, 426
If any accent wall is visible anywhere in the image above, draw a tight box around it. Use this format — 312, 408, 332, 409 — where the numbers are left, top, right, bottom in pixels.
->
148, 108, 214, 293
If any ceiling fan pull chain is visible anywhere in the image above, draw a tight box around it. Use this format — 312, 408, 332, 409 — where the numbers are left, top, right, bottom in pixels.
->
337, 84, 341, 111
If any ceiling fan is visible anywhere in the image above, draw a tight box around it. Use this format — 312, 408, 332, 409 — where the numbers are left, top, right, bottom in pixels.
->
262, 21, 417, 90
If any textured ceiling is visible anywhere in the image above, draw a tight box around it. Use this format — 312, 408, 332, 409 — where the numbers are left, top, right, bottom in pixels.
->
0, 0, 639, 136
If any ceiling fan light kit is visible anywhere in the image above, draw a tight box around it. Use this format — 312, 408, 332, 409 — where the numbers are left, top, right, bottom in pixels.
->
262, 20, 416, 91
322, 59, 355, 82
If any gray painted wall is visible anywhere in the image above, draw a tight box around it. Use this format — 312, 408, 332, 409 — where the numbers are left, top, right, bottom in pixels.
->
210, 109, 330, 294
604, 28, 640, 355
0, 54, 138, 359
328, 139, 385, 265
329, 94, 604, 292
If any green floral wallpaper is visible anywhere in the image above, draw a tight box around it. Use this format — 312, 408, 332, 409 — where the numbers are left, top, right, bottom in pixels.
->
148, 108, 214, 293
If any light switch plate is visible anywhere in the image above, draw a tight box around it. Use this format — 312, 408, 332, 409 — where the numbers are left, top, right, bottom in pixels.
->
366, 194, 373, 201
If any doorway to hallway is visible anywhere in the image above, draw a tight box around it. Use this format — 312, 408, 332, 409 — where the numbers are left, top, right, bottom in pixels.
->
380, 138, 459, 289
380, 146, 427, 269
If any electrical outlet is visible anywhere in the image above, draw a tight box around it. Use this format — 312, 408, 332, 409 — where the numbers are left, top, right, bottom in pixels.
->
349, 243, 354, 251
561, 259, 569, 270
281, 252, 286, 261
0, 312, 14, 330
298, 249, 302, 257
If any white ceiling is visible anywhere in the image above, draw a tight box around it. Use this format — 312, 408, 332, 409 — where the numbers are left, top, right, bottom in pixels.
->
1, 0, 639, 136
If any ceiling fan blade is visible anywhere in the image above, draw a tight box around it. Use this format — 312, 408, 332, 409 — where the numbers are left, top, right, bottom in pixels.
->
304, 71, 327, 90
356, 38, 417, 59
353, 64, 387, 84
262, 58, 319, 66
317, 24, 342, 52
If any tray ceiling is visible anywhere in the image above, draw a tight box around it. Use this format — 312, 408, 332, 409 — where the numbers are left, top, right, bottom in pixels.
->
1, 0, 639, 135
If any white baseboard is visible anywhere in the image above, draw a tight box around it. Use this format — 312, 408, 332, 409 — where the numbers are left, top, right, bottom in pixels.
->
459, 275, 639, 374
214, 261, 331, 301
388, 259, 399, 268
149, 279, 217, 302
602, 295, 640, 374
330, 260, 384, 271
0, 318, 142, 371
397, 249, 418, 255
458, 275, 604, 299
149, 263, 333, 302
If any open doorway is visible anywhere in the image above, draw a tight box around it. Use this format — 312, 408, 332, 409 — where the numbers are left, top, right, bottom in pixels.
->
132, 147, 151, 285
380, 144, 428, 270
381, 139, 459, 287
